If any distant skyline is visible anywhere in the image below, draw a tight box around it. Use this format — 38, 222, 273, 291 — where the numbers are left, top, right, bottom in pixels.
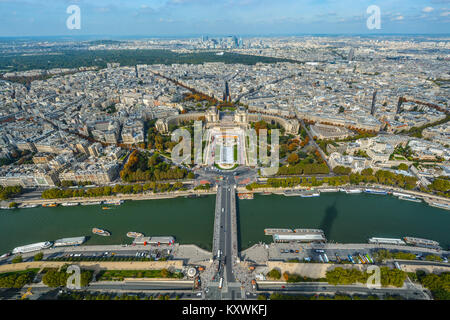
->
0, 0, 449, 37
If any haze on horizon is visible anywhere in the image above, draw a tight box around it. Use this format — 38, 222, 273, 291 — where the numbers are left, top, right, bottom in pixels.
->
0, 0, 449, 37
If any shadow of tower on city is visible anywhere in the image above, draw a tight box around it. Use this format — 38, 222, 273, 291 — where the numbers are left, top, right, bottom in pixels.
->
319, 199, 338, 240
235, 195, 242, 253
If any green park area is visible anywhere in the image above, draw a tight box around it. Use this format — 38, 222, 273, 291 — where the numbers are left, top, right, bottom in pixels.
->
0, 269, 39, 288
97, 269, 183, 281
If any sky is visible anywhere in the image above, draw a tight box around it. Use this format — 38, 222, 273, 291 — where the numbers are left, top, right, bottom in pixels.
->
0, 0, 449, 37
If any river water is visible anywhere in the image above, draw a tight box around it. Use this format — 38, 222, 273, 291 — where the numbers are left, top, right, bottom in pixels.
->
238, 193, 450, 250
0, 192, 449, 254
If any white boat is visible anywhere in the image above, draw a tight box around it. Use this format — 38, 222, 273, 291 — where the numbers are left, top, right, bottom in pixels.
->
54, 237, 86, 247
368, 237, 406, 245
92, 228, 111, 236
283, 190, 301, 197
398, 196, 421, 203
103, 199, 123, 205
18, 204, 39, 209
61, 202, 79, 207
81, 201, 102, 206
127, 232, 145, 239
392, 192, 410, 197
12, 241, 53, 254
300, 192, 320, 197
429, 202, 450, 211
345, 188, 362, 194
364, 188, 388, 195
320, 188, 339, 193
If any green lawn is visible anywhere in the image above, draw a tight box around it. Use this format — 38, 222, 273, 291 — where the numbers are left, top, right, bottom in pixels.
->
97, 269, 183, 281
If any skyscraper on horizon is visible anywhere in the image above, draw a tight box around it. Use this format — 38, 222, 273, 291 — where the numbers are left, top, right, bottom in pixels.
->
348, 48, 355, 62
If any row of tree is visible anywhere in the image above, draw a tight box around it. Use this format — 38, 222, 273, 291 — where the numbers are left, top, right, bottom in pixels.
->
373, 249, 416, 263
268, 293, 402, 300
325, 267, 407, 287
246, 175, 351, 190
194, 184, 211, 191
0, 185, 23, 200
0, 271, 36, 288
247, 168, 418, 190
59, 292, 176, 300
429, 179, 450, 194
97, 268, 182, 281
415, 271, 449, 300
277, 162, 330, 175
41, 182, 188, 199
335, 167, 418, 190
59, 180, 93, 187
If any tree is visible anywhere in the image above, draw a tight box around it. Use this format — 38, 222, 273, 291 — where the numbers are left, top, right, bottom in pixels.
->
187, 172, 195, 179
9, 202, 18, 208
287, 153, 299, 165
43, 269, 92, 288
397, 163, 409, 171
267, 268, 281, 280
429, 179, 450, 193
42, 270, 69, 287
34, 252, 44, 261
0, 271, 34, 288
160, 268, 170, 278
0, 185, 23, 200
11, 255, 22, 264
333, 166, 352, 175
418, 272, 450, 300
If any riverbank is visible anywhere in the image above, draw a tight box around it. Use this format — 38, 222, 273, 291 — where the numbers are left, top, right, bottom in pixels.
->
237, 183, 450, 210
1, 188, 217, 208
0, 243, 213, 265
3, 181, 448, 211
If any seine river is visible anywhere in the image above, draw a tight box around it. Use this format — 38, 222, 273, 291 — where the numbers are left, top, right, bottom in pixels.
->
0, 193, 449, 254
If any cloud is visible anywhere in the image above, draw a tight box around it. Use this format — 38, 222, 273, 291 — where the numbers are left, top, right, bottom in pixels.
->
441, 11, 450, 16
422, 6, 434, 13
391, 15, 404, 21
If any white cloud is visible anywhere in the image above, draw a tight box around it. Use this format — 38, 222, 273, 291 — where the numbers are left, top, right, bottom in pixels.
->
440, 11, 450, 16
391, 15, 404, 21
422, 7, 434, 13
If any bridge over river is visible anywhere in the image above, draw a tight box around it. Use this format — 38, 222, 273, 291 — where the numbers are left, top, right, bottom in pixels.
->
204, 174, 248, 300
